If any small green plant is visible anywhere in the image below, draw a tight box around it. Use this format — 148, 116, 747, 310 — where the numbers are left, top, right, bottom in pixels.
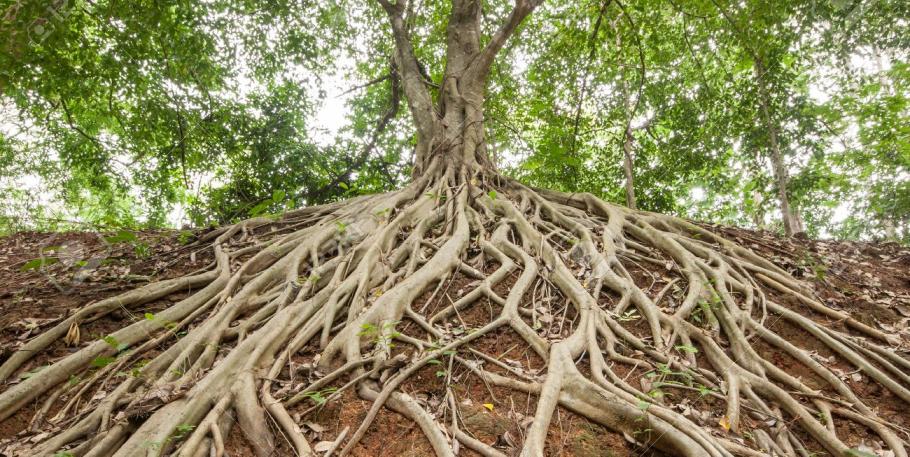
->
428, 358, 448, 378
674, 344, 698, 354
357, 321, 401, 349
129, 360, 150, 378
103, 335, 130, 353
690, 305, 704, 323
357, 322, 377, 336
645, 363, 695, 391
172, 424, 195, 440
692, 296, 719, 326
298, 273, 321, 285
335, 221, 348, 234
53, 452, 75, 457
816, 411, 827, 425
133, 241, 151, 258
798, 253, 827, 281
177, 230, 194, 245
301, 387, 338, 406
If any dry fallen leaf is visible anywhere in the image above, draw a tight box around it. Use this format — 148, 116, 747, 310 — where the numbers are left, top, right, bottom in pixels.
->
305, 421, 326, 433
313, 440, 334, 453
718, 415, 731, 432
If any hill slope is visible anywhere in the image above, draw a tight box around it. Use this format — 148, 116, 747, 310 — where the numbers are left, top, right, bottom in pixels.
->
0, 225, 908, 456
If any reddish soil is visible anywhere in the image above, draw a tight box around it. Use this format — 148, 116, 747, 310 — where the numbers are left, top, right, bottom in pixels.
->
0, 225, 908, 456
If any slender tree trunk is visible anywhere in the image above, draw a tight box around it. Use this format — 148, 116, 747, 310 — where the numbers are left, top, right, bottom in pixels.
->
755, 58, 804, 236
622, 124, 637, 209
872, 45, 899, 241
715, 1, 803, 236
614, 12, 642, 210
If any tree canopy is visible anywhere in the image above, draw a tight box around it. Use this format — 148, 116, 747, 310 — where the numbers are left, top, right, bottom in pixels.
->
1, 0, 908, 241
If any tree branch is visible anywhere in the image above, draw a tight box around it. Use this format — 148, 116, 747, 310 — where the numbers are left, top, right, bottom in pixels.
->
375, 0, 437, 141
471, 0, 543, 82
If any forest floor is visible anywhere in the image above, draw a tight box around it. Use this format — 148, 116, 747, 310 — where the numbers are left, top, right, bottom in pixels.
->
0, 224, 908, 456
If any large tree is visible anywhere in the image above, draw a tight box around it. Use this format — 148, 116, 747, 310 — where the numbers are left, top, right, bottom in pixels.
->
1, 1, 908, 457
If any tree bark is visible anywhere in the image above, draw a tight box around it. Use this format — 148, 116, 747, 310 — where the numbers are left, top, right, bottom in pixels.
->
622, 124, 637, 209
755, 58, 804, 236
378, 0, 541, 177
613, 7, 644, 210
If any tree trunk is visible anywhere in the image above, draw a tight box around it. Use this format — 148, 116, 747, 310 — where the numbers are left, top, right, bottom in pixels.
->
622, 124, 637, 209
755, 58, 804, 236
379, 0, 540, 178
614, 12, 641, 210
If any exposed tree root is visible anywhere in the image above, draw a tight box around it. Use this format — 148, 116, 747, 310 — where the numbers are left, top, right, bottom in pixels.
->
1, 166, 908, 457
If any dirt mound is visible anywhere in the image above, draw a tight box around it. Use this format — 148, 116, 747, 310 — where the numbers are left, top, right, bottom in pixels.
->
0, 225, 908, 456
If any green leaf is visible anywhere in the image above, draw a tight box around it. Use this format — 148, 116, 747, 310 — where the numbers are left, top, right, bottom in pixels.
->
21, 257, 59, 271
249, 200, 272, 217
91, 356, 116, 368
104, 230, 138, 244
